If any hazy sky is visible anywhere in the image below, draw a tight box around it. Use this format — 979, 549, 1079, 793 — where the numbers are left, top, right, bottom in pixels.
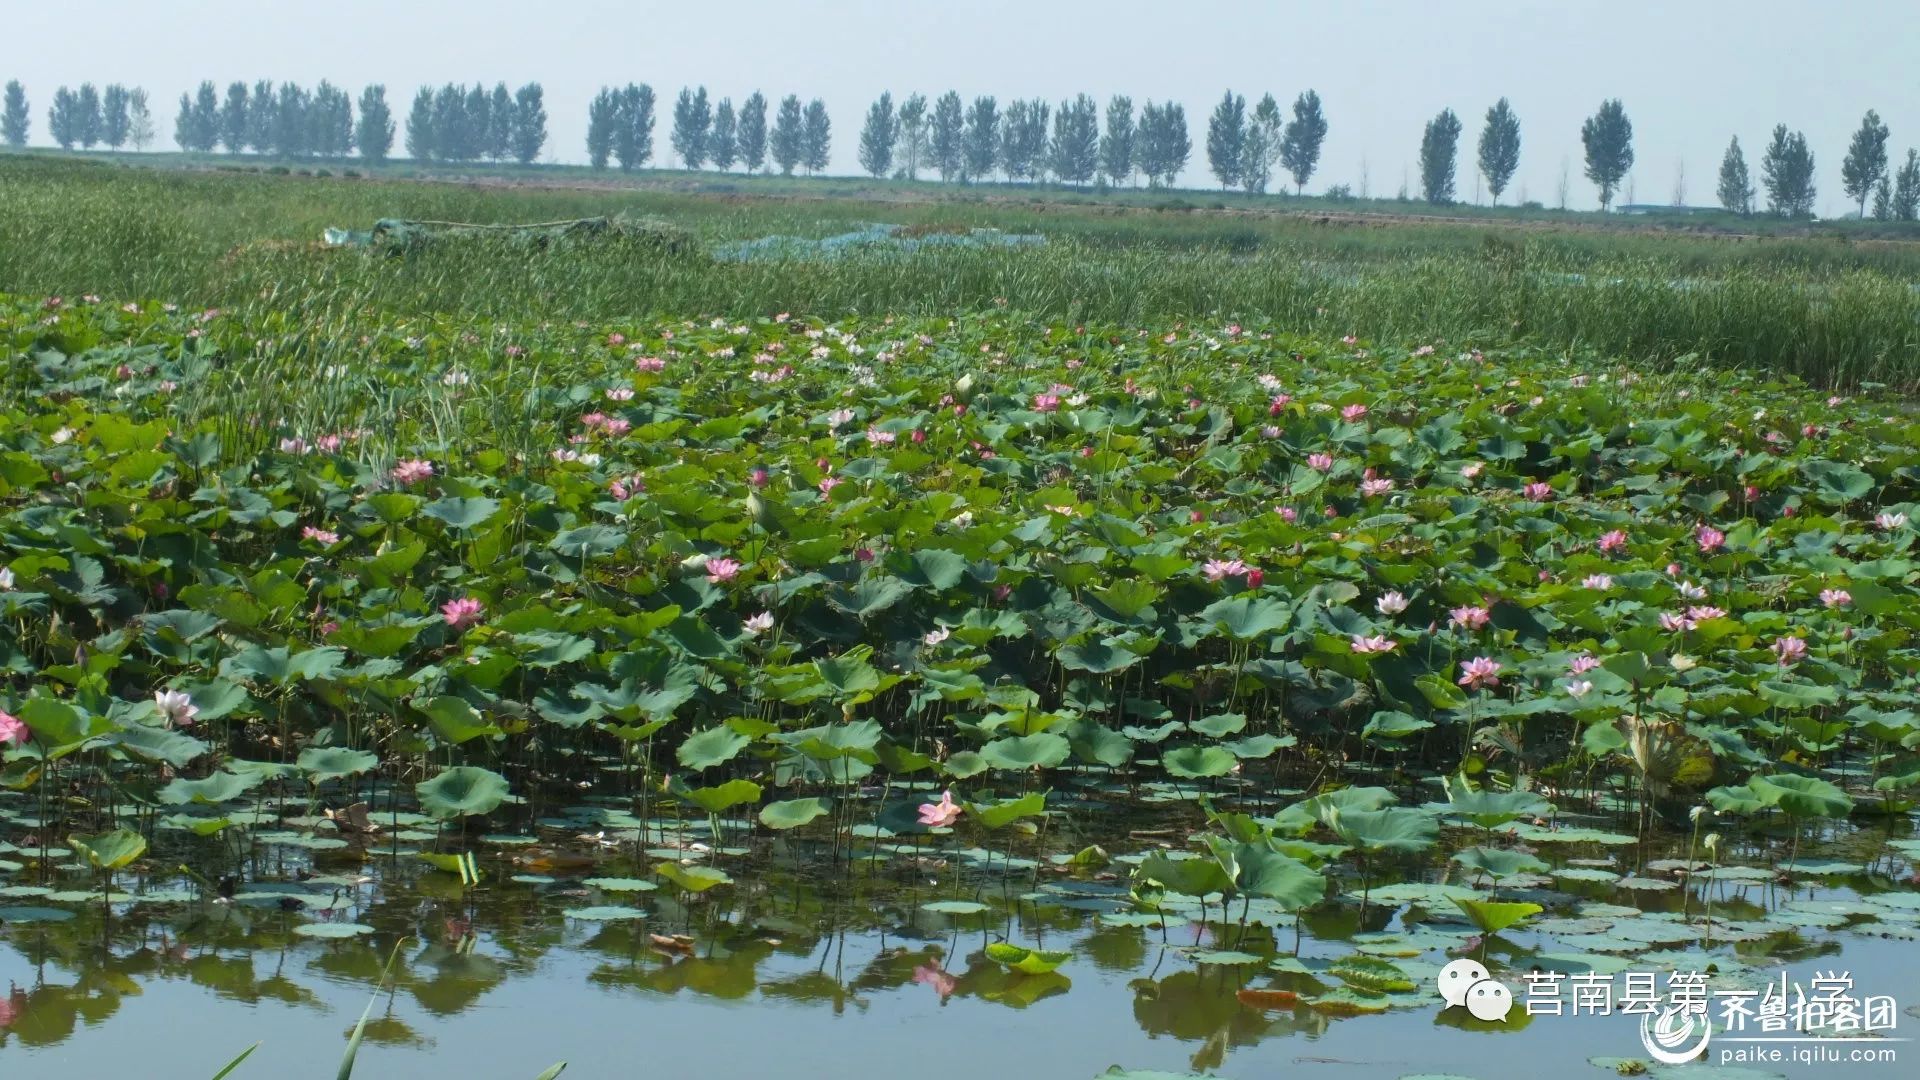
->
9, 0, 1916, 214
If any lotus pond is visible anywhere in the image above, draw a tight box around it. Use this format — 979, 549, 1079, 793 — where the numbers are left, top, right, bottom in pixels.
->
2, 298, 1918, 1078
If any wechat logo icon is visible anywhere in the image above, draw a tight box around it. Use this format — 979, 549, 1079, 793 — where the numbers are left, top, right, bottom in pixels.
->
1437, 958, 1515, 1022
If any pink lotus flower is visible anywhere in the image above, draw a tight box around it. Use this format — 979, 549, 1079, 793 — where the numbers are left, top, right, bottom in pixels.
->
1773, 635, 1807, 666
302, 526, 339, 545
1523, 482, 1553, 501
279, 437, 310, 454
1449, 605, 1491, 631
391, 458, 435, 486
1268, 394, 1292, 413
749, 467, 770, 488
1569, 654, 1602, 675
1032, 393, 1061, 413
1341, 403, 1368, 422
1660, 611, 1696, 632
1307, 453, 1335, 472
606, 387, 635, 401
1877, 512, 1908, 531
155, 689, 198, 727
1351, 634, 1397, 654
609, 475, 643, 500
867, 427, 896, 445
918, 790, 962, 828
705, 557, 743, 583
1276, 506, 1297, 522
1687, 605, 1727, 622
1565, 679, 1593, 698
1457, 656, 1502, 690
819, 476, 842, 495
743, 612, 774, 636
0, 709, 27, 747
1376, 591, 1408, 615
912, 964, 958, 1001
634, 356, 666, 372
441, 597, 485, 631
1582, 574, 1613, 591
1696, 526, 1726, 553
1361, 478, 1394, 497
1820, 588, 1852, 609
1460, 462, 1484, 479
923, 627, 951, 647
1202, 558, 1250, 582
1243, 568, 1264, 589
1597, 529, 1628, 553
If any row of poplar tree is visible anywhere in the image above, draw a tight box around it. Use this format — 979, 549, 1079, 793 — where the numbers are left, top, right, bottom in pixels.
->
1408, 99, 1916, 220
588, 87, 1218, 188
3, 81, 158, 151
6, 78, 1916, 217
1715, 113, 1920, 221
3, 79, 549, 165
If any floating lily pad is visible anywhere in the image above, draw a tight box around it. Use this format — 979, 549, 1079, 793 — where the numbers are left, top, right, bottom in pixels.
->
294, 922, 376, 938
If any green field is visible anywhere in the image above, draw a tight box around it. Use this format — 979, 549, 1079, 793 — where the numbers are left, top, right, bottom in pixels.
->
4, 154, 1920, 387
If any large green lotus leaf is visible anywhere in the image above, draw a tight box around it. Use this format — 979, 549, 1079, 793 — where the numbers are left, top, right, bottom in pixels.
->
1451, 846, 1548, 880
1231, 845, 1325, 910
677, 725, 751, 769
1272, 786, 1398, 834
1198, 596, 1291, 640
1328, 807, 1438, 855
1066, 721, 1135, 767
967, 791, 1048, 829
904, 548, 968, 589
682, 779, 761, 814
99, 724, 208, 769
1221, 733, 1291, 760
655, 861, 732, 893
1362, 710, 1433, 743
1800, 460, 1876, 503
296, 747, 379, 783
220, 645, 345, 685
549, 524, 627, 559
759, 797, 832, 830
17, 698, 112, 747
417, 766, 511, 819
1757, 680, 1839, 710
1443, 776, 1553, 828
142, 608, 223, 642
414, 696, 501, 745
1748, 773, 1853, 819
1161, 745, 1237, 779
1188, 712, 1246, 737
1056, 638, 1143, 674
979, 732, 1071, 771
813, 653, 884, 699
1452, 897, 1543, 934
159, 770, 264, 805
1328, 954, 1416, 992
983, 941, 1071, 975
69, 828, 147, 871
420, 496, 502, 530
1134, 852, 1234, 898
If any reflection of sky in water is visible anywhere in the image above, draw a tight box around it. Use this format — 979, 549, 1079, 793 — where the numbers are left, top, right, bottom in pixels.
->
3, 858, 1916, 1080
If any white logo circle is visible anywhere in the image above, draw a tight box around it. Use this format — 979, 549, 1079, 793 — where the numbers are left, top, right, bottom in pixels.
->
1641, 1004, 1712, 1063
1465, 978, 1515, 1022
1437, 958, 1491, 1008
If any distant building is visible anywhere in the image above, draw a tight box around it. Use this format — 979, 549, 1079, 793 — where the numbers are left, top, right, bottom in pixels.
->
1613, 204, 1725, 216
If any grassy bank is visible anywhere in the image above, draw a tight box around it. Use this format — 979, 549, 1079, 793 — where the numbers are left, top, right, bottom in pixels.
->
2, 155, 1917, 387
